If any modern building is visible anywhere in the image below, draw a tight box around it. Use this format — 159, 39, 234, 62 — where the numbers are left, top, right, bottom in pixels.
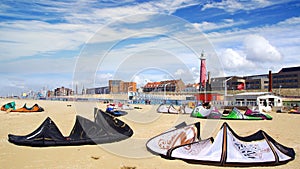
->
226, 76, 246, 90
210, 66, 300, 91
108, 80, 137, 94
143, 79, 185, 93
210, 77, 226, 91
244, 66, 300, 90
245, 75, 269, 90
86, 86, 109, 94
272, 66, 300, 88
210, 76, 245, 91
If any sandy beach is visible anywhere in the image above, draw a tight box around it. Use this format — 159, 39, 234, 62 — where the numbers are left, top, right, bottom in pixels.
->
0, 98, 299, 169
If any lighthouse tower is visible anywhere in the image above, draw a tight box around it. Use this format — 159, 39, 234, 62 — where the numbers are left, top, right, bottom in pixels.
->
199, 51, 206, 91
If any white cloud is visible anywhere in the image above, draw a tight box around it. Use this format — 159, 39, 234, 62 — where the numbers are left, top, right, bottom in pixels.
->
0, 0, 203, 60
278, 17, 300, 25
209, 33, 285, 76
88, 22, 169, 44
201, 0, 274, 12
202, 0, 243, 13
173, 68, 195, 83
0, 21, 93, 59
174, 69, 185, 76
244, 34, 282, 62
219, 48, 255, 71
0, 72, 73, 96
94, 73, 113, 86
200, 16, 300, 76
193, 19, 248, 32
0, 57, 76, 78
132, 75, 152, 87
97, 72, 113, 79
65, 0, 202, 24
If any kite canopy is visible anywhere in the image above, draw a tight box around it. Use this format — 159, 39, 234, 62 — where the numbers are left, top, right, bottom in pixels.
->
146, 122, 201, 157
1, 102, 44, 112
1, 101, 16, 111
221, 107, 264, 120
180, 104, 194, 114
191, 105, 222, 119
121, 104, 134, 110
244, 108, 273, 120
8, 108, 133, 147
288, 107, 300, 114
157, 104, 180, 114
191, 104, 272, 120
147, 122, 295, 166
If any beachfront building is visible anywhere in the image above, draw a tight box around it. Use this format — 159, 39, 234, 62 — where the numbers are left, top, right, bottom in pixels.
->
211, 76, 266, 92
210, 76, 245, 91
245, 75, 269, 90
54, 86, 73, 96
143, 79, 185, 93
210, 77, 225, 91
108, 80, 137, 94
183, 83, 200, 93
227, 76, 245, 90
243, 67, 300, 90
272, 66, 300, 88
143, 82, 161, 92
86, 86, 109, 94
210, 66, 300, 92
212, 91, 283, 112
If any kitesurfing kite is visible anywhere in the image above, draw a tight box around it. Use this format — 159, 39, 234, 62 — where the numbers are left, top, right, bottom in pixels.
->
8, 108, 133, 146
146, 122, 295, 166
1, 101, 44, 112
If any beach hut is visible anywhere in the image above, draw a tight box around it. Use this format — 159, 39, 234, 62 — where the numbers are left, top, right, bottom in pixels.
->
232, 92, 283, 112
257, 94, 282, 112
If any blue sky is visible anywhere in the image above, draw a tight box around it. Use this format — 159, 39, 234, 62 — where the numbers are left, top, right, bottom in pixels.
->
0, 0, 299, 96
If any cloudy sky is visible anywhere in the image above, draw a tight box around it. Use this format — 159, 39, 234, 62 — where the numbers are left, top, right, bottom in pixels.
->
0, 0, 299, 96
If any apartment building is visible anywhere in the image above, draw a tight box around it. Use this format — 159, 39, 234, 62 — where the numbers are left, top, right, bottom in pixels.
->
108, 80, 137, 94
210, 66, 300, 91
143, 79, 185, 93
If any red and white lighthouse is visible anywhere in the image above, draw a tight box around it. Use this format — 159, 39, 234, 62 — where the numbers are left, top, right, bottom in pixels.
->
199, 51, 206, 91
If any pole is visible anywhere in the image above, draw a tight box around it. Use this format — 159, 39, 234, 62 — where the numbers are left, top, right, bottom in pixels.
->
224, 77, 233, 98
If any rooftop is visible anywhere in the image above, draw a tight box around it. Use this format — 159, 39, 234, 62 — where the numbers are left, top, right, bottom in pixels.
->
279, 66, 300, 73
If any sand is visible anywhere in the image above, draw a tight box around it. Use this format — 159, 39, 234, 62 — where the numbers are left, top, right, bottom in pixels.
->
0, 98, 299, 169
